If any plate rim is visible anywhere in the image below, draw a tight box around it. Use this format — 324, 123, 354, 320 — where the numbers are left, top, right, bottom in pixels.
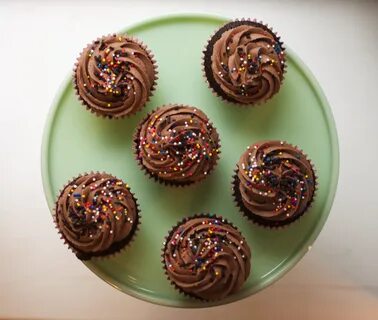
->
41, 13, 340, 308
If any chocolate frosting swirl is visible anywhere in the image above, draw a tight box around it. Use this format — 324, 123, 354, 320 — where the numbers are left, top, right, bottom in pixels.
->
55, 173, 139, 259
136, 105, 220, 185
164, 216, 251, 301
235, 141, 316, 225
206, 20, 285, 104
75, 34, 156, 118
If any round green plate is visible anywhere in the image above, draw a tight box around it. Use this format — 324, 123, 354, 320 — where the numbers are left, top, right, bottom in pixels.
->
41, 15, 339, 308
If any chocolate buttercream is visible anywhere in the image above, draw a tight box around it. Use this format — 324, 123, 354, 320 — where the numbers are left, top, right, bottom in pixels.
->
204, 20, 285, 104
234, 141, 316, 226
164, 216, 251, 301
135, 105, 220, 185
55, 172, 139, 259
75, 34, 156, 118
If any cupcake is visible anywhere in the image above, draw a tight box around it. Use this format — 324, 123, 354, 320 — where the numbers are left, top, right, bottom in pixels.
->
162, 214, 251, 301
203, 19, 286, 105
54, 172, 140, 260
74, 34, 157, 118
134, 104, 220, 186
233, 141, 316, 227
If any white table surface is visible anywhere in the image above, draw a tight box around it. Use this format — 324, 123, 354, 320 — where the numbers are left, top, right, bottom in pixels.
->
0, 0, 377, 319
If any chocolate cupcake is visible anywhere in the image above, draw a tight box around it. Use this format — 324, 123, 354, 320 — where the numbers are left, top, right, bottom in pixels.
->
134, 104, 220, 186
233, 141, 316, 227
74, 34, 157, 118
162, 215, 251, 301
54, 172, 140, 260
203, 19, 286, 105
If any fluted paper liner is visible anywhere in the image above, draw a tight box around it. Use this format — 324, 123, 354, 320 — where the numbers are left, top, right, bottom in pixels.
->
73, 34, 158, 119
232, 142, 318, 228
202, 18, 287, 107
161, 213, 250, 301
133, 104, 221, 187
53, 171, 141, 260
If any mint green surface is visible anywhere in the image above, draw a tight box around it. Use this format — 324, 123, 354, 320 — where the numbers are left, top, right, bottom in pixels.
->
41, 15, 339, 308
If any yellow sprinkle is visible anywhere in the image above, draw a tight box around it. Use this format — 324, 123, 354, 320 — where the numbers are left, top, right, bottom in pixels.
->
215, 271, 219, 276
107, 103, 111, 107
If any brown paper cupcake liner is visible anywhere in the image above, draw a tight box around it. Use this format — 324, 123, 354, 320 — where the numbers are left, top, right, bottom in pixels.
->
53, 171, 141, 260
133, 104, 221, 187
161, 213, 247, 301
232, 142, 318, 228
73, 34, 158, 119
202, 18, 287, 107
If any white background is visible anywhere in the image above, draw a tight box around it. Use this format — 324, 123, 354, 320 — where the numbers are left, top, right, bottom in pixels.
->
0, 0, 377, 319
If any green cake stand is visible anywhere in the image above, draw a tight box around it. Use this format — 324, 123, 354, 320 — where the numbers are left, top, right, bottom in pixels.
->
41, 14, 339, 308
